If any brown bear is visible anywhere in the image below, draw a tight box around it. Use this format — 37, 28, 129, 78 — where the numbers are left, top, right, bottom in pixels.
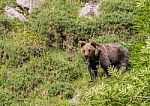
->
80, 41, 129, 80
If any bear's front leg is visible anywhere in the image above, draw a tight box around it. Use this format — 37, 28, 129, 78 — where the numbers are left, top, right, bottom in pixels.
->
88, 62, 97, 80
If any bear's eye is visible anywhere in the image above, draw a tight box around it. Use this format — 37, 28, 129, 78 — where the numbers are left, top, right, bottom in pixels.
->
88, 50, 91, 52
83, 50, 85, 53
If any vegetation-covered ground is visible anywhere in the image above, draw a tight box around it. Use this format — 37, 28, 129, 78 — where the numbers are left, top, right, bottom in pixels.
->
0, 0, 150, 105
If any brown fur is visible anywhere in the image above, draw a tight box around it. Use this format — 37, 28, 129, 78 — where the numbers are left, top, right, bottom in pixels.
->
80, 41, 129, 80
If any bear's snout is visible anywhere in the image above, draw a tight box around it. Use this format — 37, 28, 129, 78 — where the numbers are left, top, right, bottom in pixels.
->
84, 55, 88, 59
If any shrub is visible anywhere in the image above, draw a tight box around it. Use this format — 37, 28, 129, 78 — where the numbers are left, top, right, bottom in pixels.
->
134, 0, 150, 34
2, 50, 83, 99
0, 88, 16, 106
0, 40, 30, 69
29, 0, 138, 48
0, 17, 12, 36
48, 81, 75, 99
0, 40, 46, 69
102, 0, 137, 13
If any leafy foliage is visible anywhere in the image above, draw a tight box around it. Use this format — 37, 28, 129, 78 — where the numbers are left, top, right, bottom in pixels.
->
134, 0, 150, 34
30, 0, 138, 48
0, 0, 150, 105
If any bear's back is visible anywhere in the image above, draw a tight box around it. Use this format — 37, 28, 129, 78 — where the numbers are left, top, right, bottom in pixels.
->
103, 43, 123, 64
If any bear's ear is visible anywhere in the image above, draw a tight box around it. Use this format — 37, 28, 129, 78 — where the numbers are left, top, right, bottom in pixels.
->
91, 41, 97, 48
79, 41, 86, 47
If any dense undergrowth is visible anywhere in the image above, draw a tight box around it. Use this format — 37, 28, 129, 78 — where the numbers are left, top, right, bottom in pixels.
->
0, 0, 150, 105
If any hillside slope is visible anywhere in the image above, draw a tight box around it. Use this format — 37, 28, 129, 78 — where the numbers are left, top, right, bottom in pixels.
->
0, 0, 150, 105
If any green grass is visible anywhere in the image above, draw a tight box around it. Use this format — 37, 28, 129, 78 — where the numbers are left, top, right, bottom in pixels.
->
0, 0, 150, 105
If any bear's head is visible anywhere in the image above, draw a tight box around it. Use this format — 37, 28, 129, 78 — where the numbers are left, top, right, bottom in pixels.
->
79, 41, 97, 60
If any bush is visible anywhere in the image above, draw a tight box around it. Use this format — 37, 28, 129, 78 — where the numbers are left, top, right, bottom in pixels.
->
48, 81, 75, 99
0, 40, 30, 69
0, 17, 12, 36
134, 0, 150, 34
102, 0, 137, 13
29, 0, 138, 48
0, 88, 16, 106
0, 40, 46, 70
2, 50, 83, 99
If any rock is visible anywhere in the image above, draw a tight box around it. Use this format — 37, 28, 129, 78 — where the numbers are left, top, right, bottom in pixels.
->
4, 5, 27, 21
79, 3, 100, 18
69, 92, 80, 106
16, 0, 39, 13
